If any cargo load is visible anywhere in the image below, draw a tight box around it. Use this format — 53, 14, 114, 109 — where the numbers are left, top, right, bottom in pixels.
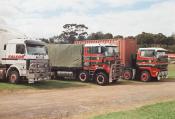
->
47, 44, 83, 68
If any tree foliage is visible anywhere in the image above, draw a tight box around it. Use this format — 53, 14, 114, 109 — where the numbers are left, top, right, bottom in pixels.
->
136, 32, 175, 48
39, 38, 49, 43
114, 35, 123, 39
57, 24, 88, 43
40, 23, 175, 52
87, 32, 113, 40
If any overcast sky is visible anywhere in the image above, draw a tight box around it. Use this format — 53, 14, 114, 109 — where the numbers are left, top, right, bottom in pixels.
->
0, 0, 175, 38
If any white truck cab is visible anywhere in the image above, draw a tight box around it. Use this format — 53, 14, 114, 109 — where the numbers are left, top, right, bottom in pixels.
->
0, 38, 49, 83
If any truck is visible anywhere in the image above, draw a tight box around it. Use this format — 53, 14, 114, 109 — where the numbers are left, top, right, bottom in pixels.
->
47, 43, 121, 85
75, 38, 168, 82
0, 28, 49, 83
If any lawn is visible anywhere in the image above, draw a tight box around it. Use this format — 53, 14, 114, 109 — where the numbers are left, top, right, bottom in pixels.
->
168, 64, 175, 78
92, 100, 175, 119
0, 80, 88, 91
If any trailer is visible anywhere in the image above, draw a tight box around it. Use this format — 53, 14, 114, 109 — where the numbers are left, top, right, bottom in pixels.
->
0, 28, 49, 83
48, 43, 121, 85
75, 38, 168, 82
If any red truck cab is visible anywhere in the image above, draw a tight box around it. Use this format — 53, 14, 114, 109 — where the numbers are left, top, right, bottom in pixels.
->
78, 43, 121, 85
137, 48, 168, 81
123, 47, 168, 81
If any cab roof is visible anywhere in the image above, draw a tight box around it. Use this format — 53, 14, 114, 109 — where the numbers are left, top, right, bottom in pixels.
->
139, 47, 168, 51
84, 43, 117, 47
8, 39, 45, 46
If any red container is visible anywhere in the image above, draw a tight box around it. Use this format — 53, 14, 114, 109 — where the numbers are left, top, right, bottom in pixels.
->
74, 38, 137, 67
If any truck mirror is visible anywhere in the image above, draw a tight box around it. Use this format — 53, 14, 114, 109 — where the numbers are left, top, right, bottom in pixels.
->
98, 47, 101, 53
153, 51, 156, 57
45, 47, 48, 54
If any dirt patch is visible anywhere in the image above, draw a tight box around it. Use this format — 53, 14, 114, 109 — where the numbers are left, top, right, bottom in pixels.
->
0, 79, 175, 119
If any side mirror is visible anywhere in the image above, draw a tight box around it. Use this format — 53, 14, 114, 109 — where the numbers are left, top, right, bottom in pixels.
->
98, 47, 101, 53
45, 47, 48, 54
153, 52, 156, 56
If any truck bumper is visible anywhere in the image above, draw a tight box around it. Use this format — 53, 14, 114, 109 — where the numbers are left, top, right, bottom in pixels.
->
157, 71, 168, 80
27, 72, 50, 83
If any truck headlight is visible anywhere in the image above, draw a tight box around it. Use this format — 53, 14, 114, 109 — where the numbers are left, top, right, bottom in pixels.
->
44, 64, 48, 68
97, 57, 100, 60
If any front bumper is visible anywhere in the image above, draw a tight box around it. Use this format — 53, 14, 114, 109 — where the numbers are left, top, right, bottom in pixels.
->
157, 71, 168, 80
27, 71, 50, 83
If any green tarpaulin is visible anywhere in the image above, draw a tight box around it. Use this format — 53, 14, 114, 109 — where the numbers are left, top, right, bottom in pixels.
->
47, 44, 83, 68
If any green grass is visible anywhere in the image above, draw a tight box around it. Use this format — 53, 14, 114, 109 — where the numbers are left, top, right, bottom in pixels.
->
92, 101, 175, 119
168, 64, 175, 78
0, 80, 87, 91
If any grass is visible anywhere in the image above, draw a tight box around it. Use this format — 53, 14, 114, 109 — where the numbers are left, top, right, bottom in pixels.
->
168, 64, 175, 78
0, 80, 88, 91
92, 100, 175, 119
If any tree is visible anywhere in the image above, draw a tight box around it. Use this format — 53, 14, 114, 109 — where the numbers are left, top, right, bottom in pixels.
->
87, 32, 113, 40
165, 36, 175, 48
39, 38, 49, 43
57, 24, 88, 43
103, 33, 113, 39
136, 32, 154, 47
114, 35, 123, 39
153, 33, 166, 45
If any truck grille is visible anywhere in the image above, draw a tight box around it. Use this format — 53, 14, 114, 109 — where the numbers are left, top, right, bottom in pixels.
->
156, 64, 168, 71
111, 59, 121, 80
28, 59, 49, 74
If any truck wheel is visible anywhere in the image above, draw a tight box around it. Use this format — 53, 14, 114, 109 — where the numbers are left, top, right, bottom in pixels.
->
123, 70, 132, 80
8, 71, 20, 84
95, 72, 108, 86
140, 71, 151, 82
78, 71, 89, 82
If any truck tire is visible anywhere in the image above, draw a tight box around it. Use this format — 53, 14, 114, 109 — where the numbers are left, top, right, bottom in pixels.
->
123, 70, 132, 80
8, 70, 20, 84
78, 71, 89, 82
140, 71, 151, 82
95, 72, 108, 86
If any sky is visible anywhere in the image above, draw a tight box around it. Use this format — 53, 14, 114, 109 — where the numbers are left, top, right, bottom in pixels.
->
0, 0, 175, 38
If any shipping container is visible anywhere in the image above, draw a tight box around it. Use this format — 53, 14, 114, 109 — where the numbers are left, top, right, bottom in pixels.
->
75, 38, 137, 67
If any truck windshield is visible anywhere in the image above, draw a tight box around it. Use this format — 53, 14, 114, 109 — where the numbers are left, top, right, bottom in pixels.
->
156, 51, 167, 58
140, 50, 155, 57
26, 44, 47, 55
105, 46, 118, 57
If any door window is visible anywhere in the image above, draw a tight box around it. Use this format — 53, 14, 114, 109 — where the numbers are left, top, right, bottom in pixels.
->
16, 44, 25, 54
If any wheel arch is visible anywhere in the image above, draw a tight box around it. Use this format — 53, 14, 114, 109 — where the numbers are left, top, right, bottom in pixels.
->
6, 65, 20, 78
123, 69, 133, 80
140, 69, 152, 82
139, 67, 151, 75
94, 69, 108, 76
